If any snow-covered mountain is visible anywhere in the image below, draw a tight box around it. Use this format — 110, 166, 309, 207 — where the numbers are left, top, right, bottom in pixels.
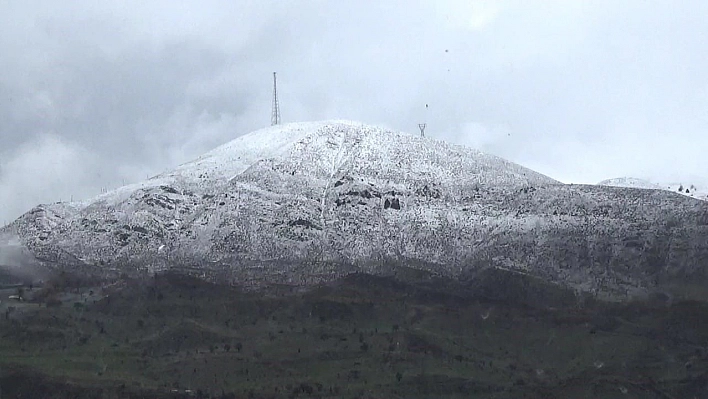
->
2, 121, 708, 301
599, 177, 708, 201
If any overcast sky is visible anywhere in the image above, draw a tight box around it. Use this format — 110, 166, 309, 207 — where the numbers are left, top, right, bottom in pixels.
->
1, 0, 707, 224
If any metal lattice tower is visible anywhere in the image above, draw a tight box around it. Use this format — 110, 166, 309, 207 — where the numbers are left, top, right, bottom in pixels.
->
271, 72, 281, 126
418, 123, 427, 137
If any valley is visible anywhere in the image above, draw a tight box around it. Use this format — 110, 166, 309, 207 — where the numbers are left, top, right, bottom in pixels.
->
2, 269, 708, 398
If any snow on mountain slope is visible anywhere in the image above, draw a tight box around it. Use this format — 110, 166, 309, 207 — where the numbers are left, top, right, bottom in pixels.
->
597, 177, 662, 190
661, 182, 708, 201
3, 121, 708, 301
75, 122, 330, 208
598, 177, 708, 201
74, 120, 555, 209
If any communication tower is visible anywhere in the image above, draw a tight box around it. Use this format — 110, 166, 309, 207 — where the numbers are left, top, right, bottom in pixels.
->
271, 72, 281, 126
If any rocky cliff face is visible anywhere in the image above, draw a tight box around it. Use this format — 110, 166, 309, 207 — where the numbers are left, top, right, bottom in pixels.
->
3, 121, 708, 301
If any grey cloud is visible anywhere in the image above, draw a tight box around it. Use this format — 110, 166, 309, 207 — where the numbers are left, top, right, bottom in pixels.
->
1, 0, 708, 224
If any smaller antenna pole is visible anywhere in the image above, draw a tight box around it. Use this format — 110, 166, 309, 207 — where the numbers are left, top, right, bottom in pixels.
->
418, 123, 427, 137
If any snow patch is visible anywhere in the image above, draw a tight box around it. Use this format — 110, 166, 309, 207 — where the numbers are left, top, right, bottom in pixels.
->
598, 177, 708, 201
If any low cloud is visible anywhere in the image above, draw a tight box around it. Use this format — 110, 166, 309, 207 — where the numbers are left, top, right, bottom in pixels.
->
0, 135, 99, 224
0, 232, 48, 282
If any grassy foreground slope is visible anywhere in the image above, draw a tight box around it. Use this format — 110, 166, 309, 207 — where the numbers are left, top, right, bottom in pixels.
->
1, 269, 708, 398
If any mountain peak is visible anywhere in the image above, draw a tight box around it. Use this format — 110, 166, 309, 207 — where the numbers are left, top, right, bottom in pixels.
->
167, 119, 559, 187
598, 176, 707, 201
597, 177, 661, 190
81, 120, 557, 208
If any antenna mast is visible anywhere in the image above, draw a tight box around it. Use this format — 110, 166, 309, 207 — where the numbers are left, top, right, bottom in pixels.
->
418, 103, 429, 137
271, 72, 281, 126
418, 123, 427, 137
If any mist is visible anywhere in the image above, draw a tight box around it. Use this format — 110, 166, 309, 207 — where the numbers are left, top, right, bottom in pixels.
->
0, 231, 48, 283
